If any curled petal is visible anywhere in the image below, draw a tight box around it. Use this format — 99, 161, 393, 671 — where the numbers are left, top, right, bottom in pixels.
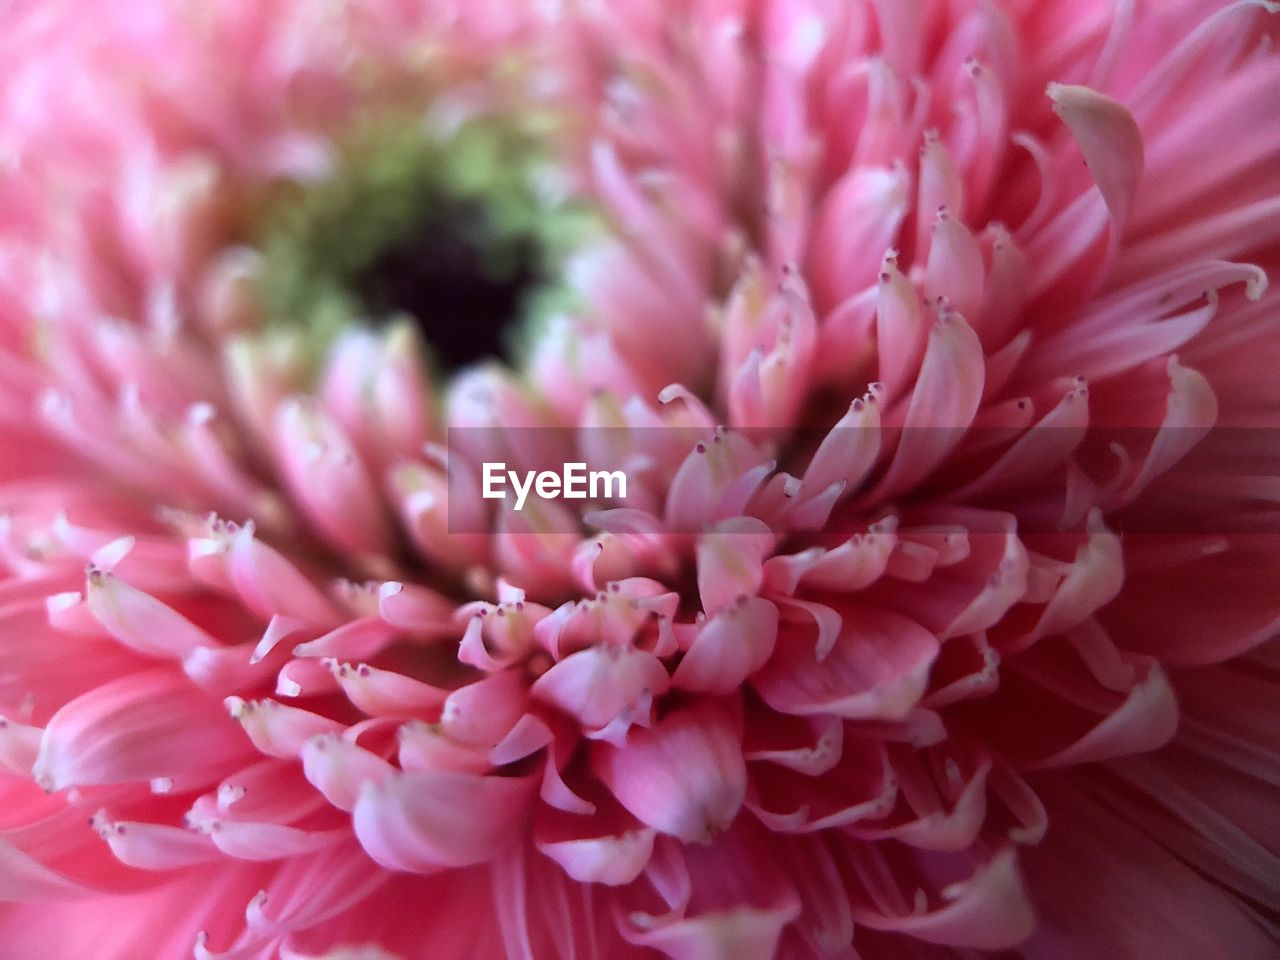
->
327, 661, 451, 717
300, 733, 395, 812
195, 819, 345, 863
1049, 83, 1144, 234
619, 830, 802, 960
0, 839, 91, 900
744, 711, 844, 777
592, 702, 746, 843
809, 165, 911, 308
925, 211, 985, 320
274, 399, 392, 557
749, 736, 897, 833
532, 644, 670, 735
224, 697, 344, 759
672, 597, 779, 694
851, 847, 1035, 948
871, 311, 984, 500
535, 798, 656, 886
797, 392, 881, 501
0, 717, 42, 775
376, 581, 456, 635
291, 617, 401, 661
227, 524, 340, 627
696, 517, 774, 616
1030, 656, 1178, 769
788, 521, 898, 593
539, 824, 655, 888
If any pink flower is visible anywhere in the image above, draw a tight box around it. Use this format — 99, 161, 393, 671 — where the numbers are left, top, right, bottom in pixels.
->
1, 1, 1278, 958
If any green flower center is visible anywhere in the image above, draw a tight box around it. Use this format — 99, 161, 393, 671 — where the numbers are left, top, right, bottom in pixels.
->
248, 113, 591, 368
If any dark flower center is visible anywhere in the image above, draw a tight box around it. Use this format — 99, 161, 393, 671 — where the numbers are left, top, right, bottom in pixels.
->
353, 196, 545, 368
248, 116, 583, 369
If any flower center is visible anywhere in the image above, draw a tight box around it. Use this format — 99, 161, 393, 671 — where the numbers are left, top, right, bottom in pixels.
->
351, 194, 542, 368
249, 116, 585, 368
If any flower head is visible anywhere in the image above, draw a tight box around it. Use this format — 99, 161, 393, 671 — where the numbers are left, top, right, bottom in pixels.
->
1, 1, 1278, 958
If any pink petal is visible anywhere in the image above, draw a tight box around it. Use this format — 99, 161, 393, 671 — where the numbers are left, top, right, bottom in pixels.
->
672, 596, 779, 694
852, 847, 1034, 948
85, 568, 220, 659
300, 733, 395, 812
797, 392, 882, 501
753, 606, 939, 720
352, 768, 536, 872
224, 697, 344, 760
592, 701, 746, 843
531, 644, 670, 733
228, 525, 340, 627
748, 735, 896, 833
925, 210, 985, 320
327, 661, 451, 717
1030, 656, 1178, 769
871, 310, 984, 500
90, 811, 219, 870
535, 797, 656, 886
1048, 83, 1144, 234
34, 670, 250, 791
696, 517, 774, 615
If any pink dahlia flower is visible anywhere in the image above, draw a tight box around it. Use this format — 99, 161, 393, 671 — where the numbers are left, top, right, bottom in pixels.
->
1, 0, 1278, 957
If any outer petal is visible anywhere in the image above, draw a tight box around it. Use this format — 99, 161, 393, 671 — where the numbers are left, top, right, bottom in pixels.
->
33, 670, 249, 791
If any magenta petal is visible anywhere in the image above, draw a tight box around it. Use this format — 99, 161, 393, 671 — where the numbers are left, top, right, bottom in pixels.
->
0, 838, 91, 900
